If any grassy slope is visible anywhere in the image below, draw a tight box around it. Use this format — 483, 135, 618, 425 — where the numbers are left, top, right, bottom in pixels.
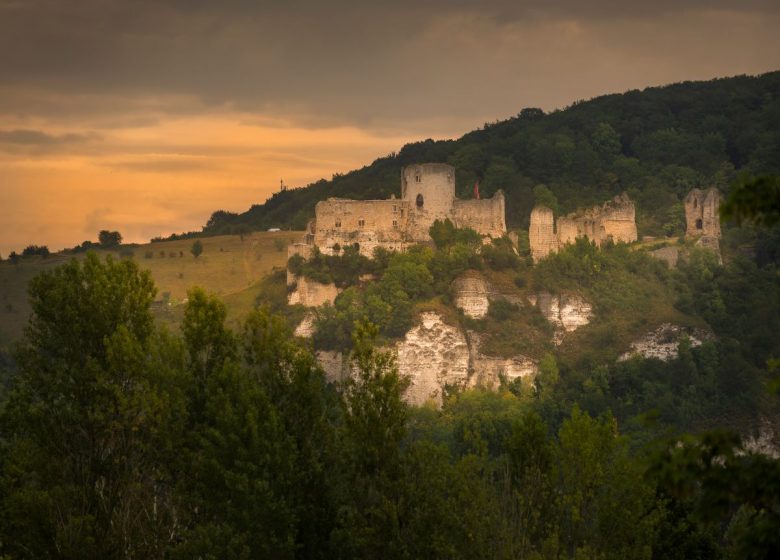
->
0, 231, 303, 346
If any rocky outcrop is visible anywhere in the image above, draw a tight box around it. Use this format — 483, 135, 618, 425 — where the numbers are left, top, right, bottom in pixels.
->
650, 246, 679, 268
288, 276, 340, 307
743, 420, 780, 459
396, 312, 470, 406
452, 274, 491, 319
294, 312, 316, 338
618, 323, 712, 362
313, 311, 539, 407
466, 332, 537, 389
316, 350, 347, 383
528, 292, 592, 344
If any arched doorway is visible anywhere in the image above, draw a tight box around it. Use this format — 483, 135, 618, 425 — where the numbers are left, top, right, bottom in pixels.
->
416, 193, 424, 208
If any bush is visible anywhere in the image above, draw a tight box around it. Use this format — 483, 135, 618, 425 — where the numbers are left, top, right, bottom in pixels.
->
22, 245, 50, 258
98, 230, 122, 248
487, 298, 519, 321
119, 247, 135, 259
482, 237, 520, 270
191, 240, 203, 258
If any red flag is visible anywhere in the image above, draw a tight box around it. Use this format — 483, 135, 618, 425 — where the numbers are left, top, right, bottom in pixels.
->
473, 180, 480, 200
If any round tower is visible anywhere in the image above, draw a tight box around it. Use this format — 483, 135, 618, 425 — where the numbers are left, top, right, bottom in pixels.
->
401, 163, 456, 239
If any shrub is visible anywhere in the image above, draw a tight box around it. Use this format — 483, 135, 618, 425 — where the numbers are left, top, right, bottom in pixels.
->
487, 298, 519, 321
482, 237, 520, 270
22, 245, 50, 258
191, 240, 204, 258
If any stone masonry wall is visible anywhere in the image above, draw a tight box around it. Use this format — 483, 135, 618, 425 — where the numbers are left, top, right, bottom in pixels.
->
685, 187, 721, 239
530, 193, 637, 262
313, 198, 412, 256
529, 206, 558, 262
451, 190, 506, 238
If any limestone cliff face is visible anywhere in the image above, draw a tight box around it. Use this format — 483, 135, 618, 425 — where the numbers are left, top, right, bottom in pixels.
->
743, 420, 780, 459
313, 311, 538, 407
294, 312, 316, 338
618, 323, 711, 362
396, 312, 471, 406
452, 274, 491, 319
287, 275, 340, 307
528, 292, 592, 344
316, 350, 348, 383
466, 332, 537, 389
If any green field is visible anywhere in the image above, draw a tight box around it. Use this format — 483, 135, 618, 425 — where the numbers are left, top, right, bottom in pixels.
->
0, 231, 303, 346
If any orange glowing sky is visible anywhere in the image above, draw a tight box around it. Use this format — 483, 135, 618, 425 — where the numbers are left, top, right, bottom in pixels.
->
1, 0, 779, 256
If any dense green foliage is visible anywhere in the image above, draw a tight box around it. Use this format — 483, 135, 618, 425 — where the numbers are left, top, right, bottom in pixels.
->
0, 249, 778, 559
202, 72, 780, 237
20, 245, 50, 258
98, 230, 123, 249
310, 222, 516, 350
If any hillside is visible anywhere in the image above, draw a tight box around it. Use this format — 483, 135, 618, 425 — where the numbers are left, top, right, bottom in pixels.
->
203, 71, 780, 237
0, 231, 301, 345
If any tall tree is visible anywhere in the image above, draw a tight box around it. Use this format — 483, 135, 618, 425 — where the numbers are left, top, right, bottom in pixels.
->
0, 253, 186, 559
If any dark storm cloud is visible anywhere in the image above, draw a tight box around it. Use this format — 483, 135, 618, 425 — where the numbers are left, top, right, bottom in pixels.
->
104, 157, 217, 174
0, 129, 102, 154
0, 0, 778, 129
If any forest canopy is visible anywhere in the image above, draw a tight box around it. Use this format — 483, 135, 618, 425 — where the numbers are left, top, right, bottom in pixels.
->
202, 72, 780, 238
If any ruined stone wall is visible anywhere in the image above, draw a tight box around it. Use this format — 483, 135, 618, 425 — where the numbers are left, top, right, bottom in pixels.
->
529, 194, 637, 262
529, 205, 558, 262
451, 190, 506, 238
313, 198, 412, 256
557, 193, 637, 246
685, 188, 721, 238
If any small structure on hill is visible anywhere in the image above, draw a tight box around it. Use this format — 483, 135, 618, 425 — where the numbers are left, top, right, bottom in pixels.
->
529, 193, 638, 262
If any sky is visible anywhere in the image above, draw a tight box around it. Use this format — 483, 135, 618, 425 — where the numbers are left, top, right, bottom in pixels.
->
1, 0, 779, 256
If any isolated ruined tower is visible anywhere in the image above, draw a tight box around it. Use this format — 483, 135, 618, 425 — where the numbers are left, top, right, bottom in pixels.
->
684, 188, 721, 239
529, 205, 557, 262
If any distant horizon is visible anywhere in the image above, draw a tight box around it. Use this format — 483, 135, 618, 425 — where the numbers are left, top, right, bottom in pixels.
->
1, 0, 778, 256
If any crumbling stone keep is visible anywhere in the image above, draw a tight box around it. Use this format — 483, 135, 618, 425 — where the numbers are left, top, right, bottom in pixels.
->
305, 163, 506, 257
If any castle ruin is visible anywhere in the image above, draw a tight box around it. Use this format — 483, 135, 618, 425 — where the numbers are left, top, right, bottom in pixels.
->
529, 193, 638, 262
684, 187, 721, 239
684, 187, 721, 256
292, 163, 506, 258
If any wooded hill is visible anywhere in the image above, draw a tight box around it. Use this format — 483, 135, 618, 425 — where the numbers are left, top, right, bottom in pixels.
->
203, 71, 780, 237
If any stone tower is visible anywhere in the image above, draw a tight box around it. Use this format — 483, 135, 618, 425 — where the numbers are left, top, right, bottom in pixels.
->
529, 205, 557, 262
684, 188, 721, 239
401, 163, 456, 238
